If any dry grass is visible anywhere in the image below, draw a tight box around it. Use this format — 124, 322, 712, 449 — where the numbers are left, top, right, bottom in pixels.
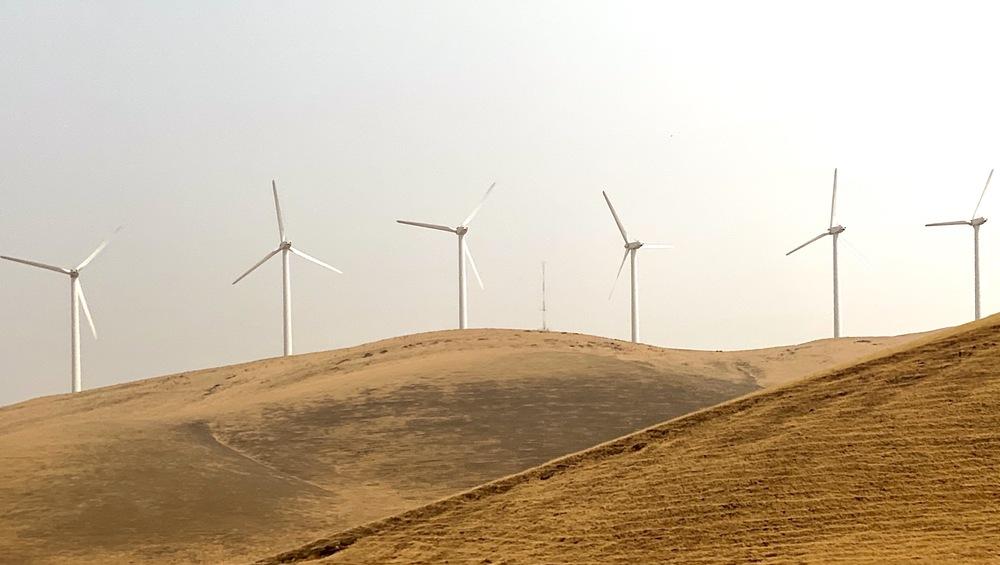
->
0, 328, 920, 564
262, 319, 1000, 565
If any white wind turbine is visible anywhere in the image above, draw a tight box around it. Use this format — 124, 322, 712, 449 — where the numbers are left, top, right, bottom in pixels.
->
603, 190, 672, 344
2, 227, 121, 393
397, 182, 496, 329
232, 180, 342, 356
926, 169, 993, 321
541, 261, 548, 332
786, 168, 846, 338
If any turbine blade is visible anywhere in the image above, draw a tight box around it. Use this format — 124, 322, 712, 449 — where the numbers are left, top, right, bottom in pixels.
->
972, 168, 994, 219
396, 220, 457, 233
0, 255, 71, 274
925, 220, 972, 227
786, 232, 829, 256
462, 182, 497, 226
609, 250, 629, 299
829, 168, 838, 228
232, 247, 281, 285
77, 282, 98, 340
602, 191, 629, 243
290, 246, 343, 274
272, 180, 286, 241
463, 241, 484, 290
77, 226, 124, 271
642, 243, 673, 249
840, 233, 873, 270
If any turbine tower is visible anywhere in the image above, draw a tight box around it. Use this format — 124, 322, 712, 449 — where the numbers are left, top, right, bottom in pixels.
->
786, 168, 845, 338
926, 169, 993, 321
541, 261, 548, 331
602, 190, 672, 344
2, 227, 121, 393
233, 180, 343, 356
397, 182, 496, 329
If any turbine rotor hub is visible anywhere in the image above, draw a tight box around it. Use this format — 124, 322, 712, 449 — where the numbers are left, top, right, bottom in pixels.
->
280, 241, 292, 250
70, 270, 79, 278
626, 241, 643, 250
972, 217, 988, 226
829, 225, 846, 235
456, 226, 469, 235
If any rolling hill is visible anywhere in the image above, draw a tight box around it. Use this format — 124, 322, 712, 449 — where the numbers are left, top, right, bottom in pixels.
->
262, 319, 1000, 565
0, 328, 920, 564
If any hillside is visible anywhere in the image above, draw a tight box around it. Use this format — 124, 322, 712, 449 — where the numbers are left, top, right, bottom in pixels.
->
263, 319, 1000, 565
0, 329, 919, 564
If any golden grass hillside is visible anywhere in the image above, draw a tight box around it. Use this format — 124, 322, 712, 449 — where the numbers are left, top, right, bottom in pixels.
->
262, 319, 999, 565
0, 329, 919, 564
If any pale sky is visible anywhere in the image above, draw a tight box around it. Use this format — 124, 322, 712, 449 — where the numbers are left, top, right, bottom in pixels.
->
3, 1, 1000, 406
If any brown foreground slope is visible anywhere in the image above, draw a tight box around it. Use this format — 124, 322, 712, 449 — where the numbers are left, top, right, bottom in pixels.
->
265, 319, 1000, 565
0, 329, 919, 564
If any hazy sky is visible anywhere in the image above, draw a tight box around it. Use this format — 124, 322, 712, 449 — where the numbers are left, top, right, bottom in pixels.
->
3, 1, 1000, 406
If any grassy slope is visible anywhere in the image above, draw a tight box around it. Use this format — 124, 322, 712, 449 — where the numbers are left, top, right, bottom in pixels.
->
263, 320, 1000, 564
0, 329, 918, 564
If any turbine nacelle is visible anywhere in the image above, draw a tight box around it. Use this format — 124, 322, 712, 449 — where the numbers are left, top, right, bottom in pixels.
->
625, 241, 643, 250
456, 226, 469, 235
972, 217, 988, 227
829, 225, 846, 235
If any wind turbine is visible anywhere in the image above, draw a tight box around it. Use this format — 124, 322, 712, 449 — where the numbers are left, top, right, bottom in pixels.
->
541, 261, 548, 332
2, 227, 121, 393
397, 182, 496, 329
232, 180, 343, 356
926, 169, 994, 321
786, 168, 845, 338
602, 190, 672, 344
